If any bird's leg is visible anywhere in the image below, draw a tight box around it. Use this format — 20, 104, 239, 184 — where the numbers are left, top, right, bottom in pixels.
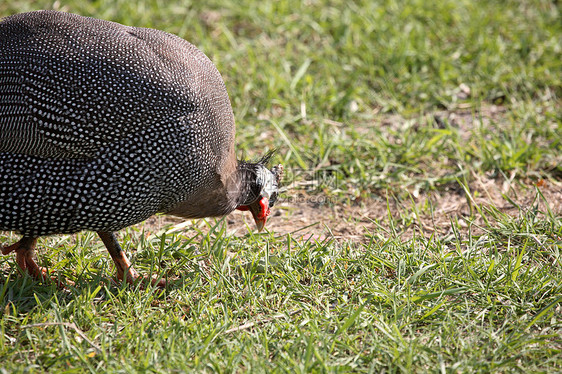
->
97, 231, 165, 288
1, 236, 46, 279
97, 231, 138, 283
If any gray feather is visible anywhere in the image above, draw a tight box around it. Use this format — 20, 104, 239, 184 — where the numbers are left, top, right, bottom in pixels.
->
0, 11, 236, 236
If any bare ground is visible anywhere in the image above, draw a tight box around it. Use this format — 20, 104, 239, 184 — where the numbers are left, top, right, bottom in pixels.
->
141, 174, 560, 243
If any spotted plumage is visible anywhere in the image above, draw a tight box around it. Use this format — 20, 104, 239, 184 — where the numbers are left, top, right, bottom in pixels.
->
0, 11, 282, 286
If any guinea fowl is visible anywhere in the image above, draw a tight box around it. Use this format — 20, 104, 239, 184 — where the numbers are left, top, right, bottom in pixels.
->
0, 11, 282, 286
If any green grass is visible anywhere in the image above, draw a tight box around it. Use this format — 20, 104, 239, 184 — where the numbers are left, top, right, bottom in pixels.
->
1, 196, 561, 372
1, 0, 561, 372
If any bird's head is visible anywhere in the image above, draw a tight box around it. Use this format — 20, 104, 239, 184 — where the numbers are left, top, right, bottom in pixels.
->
236, 155, 283, 231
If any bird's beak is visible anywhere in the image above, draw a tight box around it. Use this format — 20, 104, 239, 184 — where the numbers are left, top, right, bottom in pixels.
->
247, 197, 270, 232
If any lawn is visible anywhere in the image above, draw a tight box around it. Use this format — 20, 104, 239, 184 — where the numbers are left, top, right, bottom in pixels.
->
1, 0, 561, 372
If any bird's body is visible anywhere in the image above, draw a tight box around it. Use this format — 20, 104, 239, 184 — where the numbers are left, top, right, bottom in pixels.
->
0, 11, 281, 285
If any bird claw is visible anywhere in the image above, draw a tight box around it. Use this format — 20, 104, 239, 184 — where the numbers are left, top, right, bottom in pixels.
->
113, 273, 167, 289
3, 235, 166, 289
1, 237, 68, 288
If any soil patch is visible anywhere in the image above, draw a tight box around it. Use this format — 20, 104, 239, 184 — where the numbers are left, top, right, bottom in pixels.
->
141, 175, 561, 243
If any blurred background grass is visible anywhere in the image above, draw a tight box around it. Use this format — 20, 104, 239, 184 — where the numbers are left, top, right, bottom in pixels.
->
2, 1, 559, 185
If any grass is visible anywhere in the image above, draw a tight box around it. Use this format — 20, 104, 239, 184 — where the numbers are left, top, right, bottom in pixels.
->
1, 0, 561, 372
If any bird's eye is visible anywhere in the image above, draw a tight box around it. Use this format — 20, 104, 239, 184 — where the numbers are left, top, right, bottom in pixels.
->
269, 192, 278, 207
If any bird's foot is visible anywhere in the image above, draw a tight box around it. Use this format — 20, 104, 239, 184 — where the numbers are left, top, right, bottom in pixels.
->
115, 267, 166, 288
1, 237, 42, 275
1, 237, 65, 286
147, 276, 167, 288
98, 231, 166, 289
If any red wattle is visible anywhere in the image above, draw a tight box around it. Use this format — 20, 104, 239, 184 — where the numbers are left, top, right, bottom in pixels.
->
258, 198, 269, 219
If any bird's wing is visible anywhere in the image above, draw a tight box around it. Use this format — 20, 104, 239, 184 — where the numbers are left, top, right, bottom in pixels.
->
0, 11, 213, 160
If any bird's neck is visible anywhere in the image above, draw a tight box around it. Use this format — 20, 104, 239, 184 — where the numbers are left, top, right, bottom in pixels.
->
226, 161, 259, 208
165, 159, 257, 219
